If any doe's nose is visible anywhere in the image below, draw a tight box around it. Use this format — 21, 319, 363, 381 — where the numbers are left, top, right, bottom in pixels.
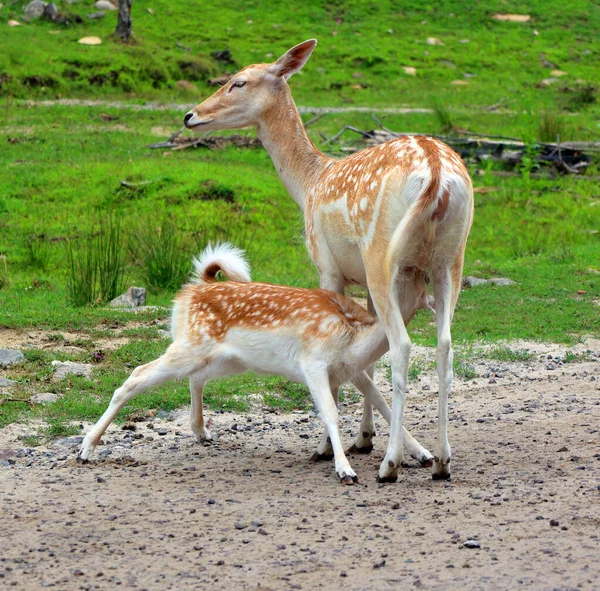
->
183, 112, 194, 125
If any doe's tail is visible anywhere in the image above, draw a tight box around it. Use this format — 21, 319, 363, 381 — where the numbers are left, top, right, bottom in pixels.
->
191, 243, 251, 284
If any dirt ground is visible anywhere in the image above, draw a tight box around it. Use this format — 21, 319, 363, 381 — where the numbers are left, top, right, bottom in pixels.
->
1, 339, 599, 591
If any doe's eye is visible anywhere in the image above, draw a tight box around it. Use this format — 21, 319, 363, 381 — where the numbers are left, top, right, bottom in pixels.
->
231, 80, 247, 89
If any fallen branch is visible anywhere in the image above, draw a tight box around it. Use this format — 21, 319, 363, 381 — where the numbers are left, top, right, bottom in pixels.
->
323, 126, 376, 144
303, 113, 327, 127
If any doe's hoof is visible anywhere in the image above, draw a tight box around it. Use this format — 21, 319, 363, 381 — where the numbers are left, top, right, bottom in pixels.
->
340, 473, 359, 485
347, 443, 374, 455
376, 471, 398, 484
419, 456, 434, 468
76, 455, 89, 465
310, 451, 334, 463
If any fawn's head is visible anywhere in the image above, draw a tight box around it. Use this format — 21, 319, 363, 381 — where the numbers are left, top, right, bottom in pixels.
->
184, 39, 317, 132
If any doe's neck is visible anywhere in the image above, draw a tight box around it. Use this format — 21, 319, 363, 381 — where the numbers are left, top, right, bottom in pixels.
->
256, 87, 332, 210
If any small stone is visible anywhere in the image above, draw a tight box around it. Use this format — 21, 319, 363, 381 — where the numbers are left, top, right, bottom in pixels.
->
426, 37, 444, 45
23, 0, 47, 20
43, 2, 58, 19
157, 428, 168, 436
78, 36, 102, 45
402, 66, 417, 76
463, 540, 481, 548
373, 559, 386, 569
207, 499, 216, 505
109, 287, 146, 308
30, 392, 59, 404
97, 476, 106, 483
234, 523, 247, 530
86, 11, 105, 19
489, 278, 516, 287
451, 80, 469, 86
0, 377, 16, 388
94, 0, 116, 9
51, 436, 84, 449
462, 276, 489, 288
492, 13, 530, 22
0, 349, 24, 368
550, 519, 560, 527
8, 19, 21, 26
257, 528, 268, 535
52, 360, 93, 380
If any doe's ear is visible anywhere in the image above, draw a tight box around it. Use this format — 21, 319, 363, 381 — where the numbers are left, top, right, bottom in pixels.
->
270, 39, 317, 80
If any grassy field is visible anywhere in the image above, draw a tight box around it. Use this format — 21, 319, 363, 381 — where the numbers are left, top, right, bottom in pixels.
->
0, 1, 599, 434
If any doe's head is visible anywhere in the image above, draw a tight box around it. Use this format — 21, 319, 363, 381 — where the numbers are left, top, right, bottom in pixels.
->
183, 39, 317, 132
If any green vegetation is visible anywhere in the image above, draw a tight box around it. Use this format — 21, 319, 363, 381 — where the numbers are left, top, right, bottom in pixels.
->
0, 0, 598, 432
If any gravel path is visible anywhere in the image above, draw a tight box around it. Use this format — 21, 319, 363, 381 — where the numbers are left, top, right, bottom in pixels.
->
1, 340, 599, 590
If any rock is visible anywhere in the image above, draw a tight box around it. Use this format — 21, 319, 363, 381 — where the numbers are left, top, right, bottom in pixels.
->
109, 287, 147, 308
462, 276, 489, 288
78, 36, 102, 45
43, 2, 58, 19
0, 349, 24, 368
450, 80, 469, 86
538, 78, 558, 87
462, 276, 515, 288
489, 278, 516, 287
158, 330, 171, 339
550, 70, 568, 77
402, 66, 417, 76
94, 0, 117, 9
0, 377, 16, 387
30, 392, 59, 404
23, 0, 47, 20
176, 80, 198, 92
51, 436, 83, 449
86, 11, 105, 19
426, 37, 444, 46
51, 360, 93, 380
8, 19, 21, 26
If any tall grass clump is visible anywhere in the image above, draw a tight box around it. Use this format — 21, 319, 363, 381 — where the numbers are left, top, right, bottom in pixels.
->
25, 234, 52, 270
130, 216, 191, 290
0, 255, 8, 290
66, 215, 126, 306
432, 99, 454, 134
537, 110, 566, 143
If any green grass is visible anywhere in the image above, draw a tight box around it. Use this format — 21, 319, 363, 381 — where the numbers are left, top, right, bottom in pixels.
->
1, 0, 598, 134
1, 0, 599, 431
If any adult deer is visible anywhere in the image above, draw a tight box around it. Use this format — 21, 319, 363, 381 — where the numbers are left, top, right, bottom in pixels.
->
184, 40, 474, 482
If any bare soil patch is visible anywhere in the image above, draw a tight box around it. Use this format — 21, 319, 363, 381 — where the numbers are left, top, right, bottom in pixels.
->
1, 340, 599, 590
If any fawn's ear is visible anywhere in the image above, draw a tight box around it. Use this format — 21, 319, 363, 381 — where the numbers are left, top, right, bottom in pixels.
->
270, 39, 317, 80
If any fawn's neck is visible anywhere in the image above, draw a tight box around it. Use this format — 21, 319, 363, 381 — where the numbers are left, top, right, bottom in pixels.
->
256, 86, 332, 210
